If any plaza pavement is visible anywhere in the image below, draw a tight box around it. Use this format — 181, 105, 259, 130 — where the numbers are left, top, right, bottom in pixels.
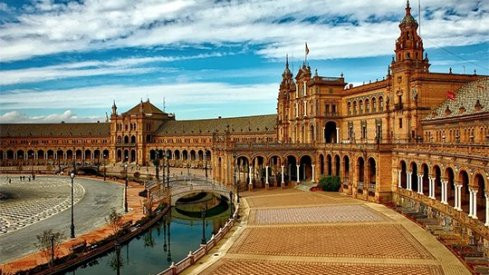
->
0, 176, 145, 274
187, 188, 469, 275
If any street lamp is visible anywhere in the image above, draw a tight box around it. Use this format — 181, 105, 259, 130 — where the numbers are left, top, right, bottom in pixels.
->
103, 154, 106, 181
201, 206, 207, 244
166, 151, 170, 188
124, 163, 128, 213
70, 172, 76, 238
204, 157, 208, 180
233, 153, 240, 204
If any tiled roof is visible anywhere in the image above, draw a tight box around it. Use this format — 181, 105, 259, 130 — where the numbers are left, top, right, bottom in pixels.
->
424, 77, 489, 120
155, 114, 277, 136
0, 123, 110, 138
123, 101, 165, 116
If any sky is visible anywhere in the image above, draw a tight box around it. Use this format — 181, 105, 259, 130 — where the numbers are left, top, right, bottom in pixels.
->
0, 0, 488, 123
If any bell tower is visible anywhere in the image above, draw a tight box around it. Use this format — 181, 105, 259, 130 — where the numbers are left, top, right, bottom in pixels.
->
277, 55, 295, 143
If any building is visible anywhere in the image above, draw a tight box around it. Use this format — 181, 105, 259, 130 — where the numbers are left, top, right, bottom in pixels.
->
1, 1, 488, 244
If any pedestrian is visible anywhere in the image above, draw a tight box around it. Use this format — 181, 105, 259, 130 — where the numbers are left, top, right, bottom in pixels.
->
28, 176, 31, 182
33, 174, 35, 180
9, 178, 11, 184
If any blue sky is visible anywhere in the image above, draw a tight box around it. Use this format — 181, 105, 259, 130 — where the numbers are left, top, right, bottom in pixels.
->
0, 0, 488, 123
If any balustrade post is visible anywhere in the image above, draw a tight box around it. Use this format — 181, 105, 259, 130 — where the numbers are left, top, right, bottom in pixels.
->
485, 193, 489, 227
311, 164, 315, 183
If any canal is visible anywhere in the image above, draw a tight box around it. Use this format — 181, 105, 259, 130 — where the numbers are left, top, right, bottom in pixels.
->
66, 193, 231, 275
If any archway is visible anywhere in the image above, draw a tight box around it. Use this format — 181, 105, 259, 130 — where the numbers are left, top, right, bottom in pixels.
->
174, 150, 180, 160
399, 160, 407, 189
475, 173, 486, 223
117, 150, 122, 162
67, 150, 73, 160
94, 150, 100, 160
85, 149, 91, 161
124, 136, 129, 144
123, 150, 129, 162
357, 157, 365, 194
7, 150, 14, 160
27, 150, 35, 160
286, 156, 297, 184
459, 170, 470, 214
268, 156, 281, 187
166, 149, 172, 160
410, 162, 418, 192
299, 155, 313, 182
37, 150, 45, 160
17, 150, 25, 160
236, 156, 249, 188
251, 156, 266, 188
182, 150, 188, 161
334, 155, 340, 176
421, 164, 429, 195
368, 157, 376, 197
343, 155, 350, 185
130, 135, 136, 143
75, 150, 82, 160
319, 154, 324, 175
190, 150, 196, 161
324, 121, 337, 143
198, 150, 204, 161
433, 165, 442, 201
56, 150, 64, 161
445, 167, 455, 207
47, 150, 54, 160
326, 154, 332, 176
205, 150, 212, 162
130, 150, 136, 163
103, 149, 109, 159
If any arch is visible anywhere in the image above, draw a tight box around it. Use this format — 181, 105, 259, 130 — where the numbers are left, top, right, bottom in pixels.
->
421, 163, 429, 195
353, 101, 357, 115
299, 155, 313, 182
367, 157, 376, 197
130, 150, 136, 162
117, 136, 122, 143
268, 155, 282, 187
433, 165, 442, 201
236, 156, 250, 188
123, 149, 129, 162
47, 150, 54, 160
182, 150, 188, 161
410, 162, 418, 192
56, 149, 64, 160
94, 149, 100, 160
286, 155, 297, 184
459, 170, 470, 214
319, 154, 324, 175
166, 149, 172, 160
324, 121, 337, 143
117, 149, 122, 162
124, 136, 129, 144
251, 155, 266, 188
7, 150, 14, 160
365, 98, 370, 113
130, 135, 136, 144
334, 155, 340, 176
445, 167, 455, 207
17, 150, 25, 160
198, 150, 204, 161
27, 150, 35, 160
399, 160, 407, 189
85, 149, 92, 160
343, 155, 350, 183
67, 150, 73, 160
174, 150, 181, 160
103, 149, 109, 159
372, 97, 377, 112
326, 154, 332, 176
379, 96, 384, 111
357, 157, 365, 194
205, 150, 212, 161
0, 150, 3, 161
475, 173, 486, 223
157, 149, 164, 159
190, 150, 196, 161
37, 150, 45, 160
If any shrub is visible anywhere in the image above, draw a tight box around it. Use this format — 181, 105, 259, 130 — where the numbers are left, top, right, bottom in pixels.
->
318, 176, 341, 192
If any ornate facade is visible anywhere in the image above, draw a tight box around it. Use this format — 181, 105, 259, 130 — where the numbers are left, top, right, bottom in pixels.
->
1, 1, 488, 241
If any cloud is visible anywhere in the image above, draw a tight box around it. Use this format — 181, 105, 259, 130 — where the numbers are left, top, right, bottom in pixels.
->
0, 82, 278, 110
0, 52, 233, 85
0, 0, 487, 61
0, 110, 103, 123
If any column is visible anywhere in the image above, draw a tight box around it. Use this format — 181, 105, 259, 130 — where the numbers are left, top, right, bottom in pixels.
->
281, 165, 285, 188
485, 193, 489, 227
456, 184, 462, 211
407, 172, 412, 191
311, 164, 315, 183
265, 165, 269, 189
248, 166, 252, 185
418, 175, 423, 194
322, 127, 326, 143
469, 189, 474, 217
472, 189, 479, 219
336, 127, 340, 143
398, 170, 402, 188
441, 180, 447, 204
296, 164, 300, 184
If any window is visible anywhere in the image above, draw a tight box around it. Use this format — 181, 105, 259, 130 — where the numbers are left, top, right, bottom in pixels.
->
399, 118, 403, 129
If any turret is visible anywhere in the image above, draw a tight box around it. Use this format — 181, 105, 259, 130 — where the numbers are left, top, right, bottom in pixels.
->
111, 100, 117, 115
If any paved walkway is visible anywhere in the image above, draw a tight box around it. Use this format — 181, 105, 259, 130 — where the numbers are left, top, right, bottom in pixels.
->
190, 189, 469, 275
0, 176, 145, 274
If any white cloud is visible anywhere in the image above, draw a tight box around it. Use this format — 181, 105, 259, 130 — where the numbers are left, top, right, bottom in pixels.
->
0, 0, 487, 61
0, 82, 278, 111
0, 110, 103, 123
0, 52, 230, 85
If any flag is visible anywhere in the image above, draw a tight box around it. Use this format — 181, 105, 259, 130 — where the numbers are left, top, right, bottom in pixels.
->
305, 43, 309, 56
446, 90, 455, 100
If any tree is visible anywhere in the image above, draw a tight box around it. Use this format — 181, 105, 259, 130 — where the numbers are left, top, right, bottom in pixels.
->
106, 208, 124, 241
35, 230, 64, 265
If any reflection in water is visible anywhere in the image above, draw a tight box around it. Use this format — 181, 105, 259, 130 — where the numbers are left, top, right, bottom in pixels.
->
66, 201, 230, 275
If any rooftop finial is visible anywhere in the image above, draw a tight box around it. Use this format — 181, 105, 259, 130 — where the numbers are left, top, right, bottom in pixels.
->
286, 54, 289, 68
406, 0, 411, 15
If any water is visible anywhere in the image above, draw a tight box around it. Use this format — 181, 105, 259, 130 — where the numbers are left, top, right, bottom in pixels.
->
66, 202, 231, 275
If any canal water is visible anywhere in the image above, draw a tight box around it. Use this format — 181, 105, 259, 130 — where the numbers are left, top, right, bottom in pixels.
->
66, 195, 230, 275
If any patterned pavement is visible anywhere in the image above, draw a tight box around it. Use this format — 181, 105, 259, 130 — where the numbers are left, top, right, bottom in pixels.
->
194, 189, 469, 275
0, 176, 85, 234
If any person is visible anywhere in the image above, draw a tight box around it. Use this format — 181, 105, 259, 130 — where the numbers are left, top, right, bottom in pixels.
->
28, 176, 31, 182
32, 174, 35, 180
8, 178, 11, 184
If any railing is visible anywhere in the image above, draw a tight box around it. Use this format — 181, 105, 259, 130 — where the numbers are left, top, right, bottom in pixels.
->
157, 203, 240, 275
393, 143, 489, 160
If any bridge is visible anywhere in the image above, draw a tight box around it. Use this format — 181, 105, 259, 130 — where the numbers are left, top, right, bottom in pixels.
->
147, 175, 230, 206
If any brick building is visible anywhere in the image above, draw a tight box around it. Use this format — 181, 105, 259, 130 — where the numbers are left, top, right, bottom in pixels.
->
1, 1, 488, 243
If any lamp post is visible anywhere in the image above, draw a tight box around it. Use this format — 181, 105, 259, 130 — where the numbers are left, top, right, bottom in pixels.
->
154, 150, 160, 182
166, 151, 170, 188
201, 206, 207, 244
204, 155, 208, 180
103, 154, 106, 181
70, 172, 76, 238
233, 153, 240, 204
124, 163, 128, 213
